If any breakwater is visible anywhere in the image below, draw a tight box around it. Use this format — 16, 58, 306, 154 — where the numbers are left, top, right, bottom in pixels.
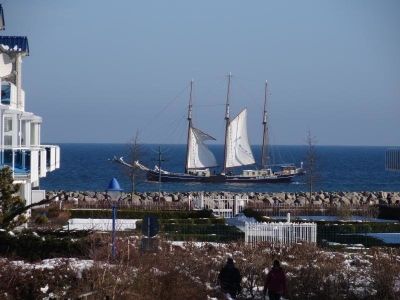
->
47, 190, 400, 206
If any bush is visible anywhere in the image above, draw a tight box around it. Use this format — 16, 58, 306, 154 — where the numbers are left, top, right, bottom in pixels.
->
0, 240, 399, 299
0, 231, 89, 260
69, 209, 213, 219
34, 215, 48, 225
242, 208, 266, 222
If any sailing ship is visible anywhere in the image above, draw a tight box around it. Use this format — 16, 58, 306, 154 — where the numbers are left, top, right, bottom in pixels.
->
133, 80, 223, 182
220, 75, 293, 183
225, 80, 304, 182
120, 75, 299, 183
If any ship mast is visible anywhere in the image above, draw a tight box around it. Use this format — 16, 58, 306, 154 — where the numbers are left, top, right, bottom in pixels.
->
185, 80, 194, 173
261, 80, 269, 169
223, 73, 232, 174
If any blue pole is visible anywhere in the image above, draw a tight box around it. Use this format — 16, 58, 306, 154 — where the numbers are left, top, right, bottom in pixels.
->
112, 203, 117, 259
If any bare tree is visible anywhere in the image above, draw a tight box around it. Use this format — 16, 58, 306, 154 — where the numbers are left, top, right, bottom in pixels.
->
126, 131, 144, 200
113, 131, 144, 201
305, 130, 318, 201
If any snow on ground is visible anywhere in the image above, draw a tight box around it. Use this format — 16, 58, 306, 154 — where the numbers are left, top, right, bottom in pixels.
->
170, 241, 221, 249
7, 258, 94, 275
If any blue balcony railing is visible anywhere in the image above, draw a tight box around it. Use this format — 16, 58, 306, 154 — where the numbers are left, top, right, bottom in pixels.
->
0, 146, 59, 180
0, 148, 33, 176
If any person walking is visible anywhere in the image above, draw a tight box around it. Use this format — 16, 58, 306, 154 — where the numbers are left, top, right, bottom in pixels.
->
218, 257, 242, 299
263, 260, 287, 300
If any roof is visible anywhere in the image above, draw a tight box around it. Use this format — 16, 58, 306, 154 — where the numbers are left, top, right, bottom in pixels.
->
0, 36, 29, 55
0, 4, 4, 30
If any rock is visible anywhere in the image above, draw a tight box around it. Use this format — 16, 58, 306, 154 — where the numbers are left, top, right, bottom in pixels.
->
350, 197, 360, 205
379, 198, 388, 205
379, 191, 388, 199
163, 196, 173, 202
96, 193, 105, 201
264, 197, 274, 205
322, 198, 330, 204
340, 197, 351, 206
313, 200, 322, 205
331, 197, 340, 205
296, 197, 307, 206
131, 194, 141, 202
131, 198, 141, 205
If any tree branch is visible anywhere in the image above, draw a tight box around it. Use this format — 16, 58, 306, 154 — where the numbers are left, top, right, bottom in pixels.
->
2, 192, 63, 227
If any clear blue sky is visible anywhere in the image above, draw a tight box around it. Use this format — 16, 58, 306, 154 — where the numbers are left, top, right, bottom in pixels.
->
4, 0, 400, 146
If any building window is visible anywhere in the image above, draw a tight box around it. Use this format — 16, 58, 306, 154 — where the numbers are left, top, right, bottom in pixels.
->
4, 135, 12, 146
1, 83, 11, 105
4, 117, 12, 132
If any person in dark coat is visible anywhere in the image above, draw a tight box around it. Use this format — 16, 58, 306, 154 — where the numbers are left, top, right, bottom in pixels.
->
263, 260, 287, 300
218, 257, 242, 299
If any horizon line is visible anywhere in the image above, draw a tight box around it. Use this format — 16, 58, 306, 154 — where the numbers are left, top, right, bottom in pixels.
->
41, 142, 399, 147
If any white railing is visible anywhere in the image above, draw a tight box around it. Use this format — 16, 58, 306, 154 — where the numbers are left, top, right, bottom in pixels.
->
42, 145, 60, 171
192, 193, 249, 218
244, 222, 317, 245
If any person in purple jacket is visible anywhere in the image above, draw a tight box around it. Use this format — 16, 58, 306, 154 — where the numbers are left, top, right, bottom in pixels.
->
263, 260, 287, 300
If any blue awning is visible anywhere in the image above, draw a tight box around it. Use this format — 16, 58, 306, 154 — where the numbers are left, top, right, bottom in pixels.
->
0, 36, 29, 55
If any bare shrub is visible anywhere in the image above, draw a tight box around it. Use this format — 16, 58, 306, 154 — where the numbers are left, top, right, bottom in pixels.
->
0, 259, 86, 299
370, 248, 400, 300
1, 236, 400, 299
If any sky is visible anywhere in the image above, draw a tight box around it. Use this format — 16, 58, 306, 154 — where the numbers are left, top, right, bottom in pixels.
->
3, 0, 400, 146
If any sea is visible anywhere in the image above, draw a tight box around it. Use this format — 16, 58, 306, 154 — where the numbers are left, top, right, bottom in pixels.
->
40, 144, 400, 193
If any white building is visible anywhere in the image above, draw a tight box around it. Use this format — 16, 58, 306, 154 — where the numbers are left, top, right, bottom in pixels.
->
0, 4, 60, 208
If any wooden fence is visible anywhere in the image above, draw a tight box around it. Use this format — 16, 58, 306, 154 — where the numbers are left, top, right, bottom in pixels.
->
244, 222, 317, 245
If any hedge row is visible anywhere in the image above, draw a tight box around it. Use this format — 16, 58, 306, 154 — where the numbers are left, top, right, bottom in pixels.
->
319, 222, 400, 234
242, 208, 266, 222
317, 231, 386, 247
164, 232, 244, 242
136, 221, 242, 236
160, 218, 225, 225
0, 232, 89, 261
161, 224, 241, 235
69, 209, 214, 219
317, 223, 400, 247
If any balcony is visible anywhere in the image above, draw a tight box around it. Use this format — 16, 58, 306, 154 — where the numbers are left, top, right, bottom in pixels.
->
43, 145, 60, 171
0, 145, 60, 182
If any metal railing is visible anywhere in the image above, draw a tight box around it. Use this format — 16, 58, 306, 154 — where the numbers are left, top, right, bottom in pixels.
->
386, 148, 400, 171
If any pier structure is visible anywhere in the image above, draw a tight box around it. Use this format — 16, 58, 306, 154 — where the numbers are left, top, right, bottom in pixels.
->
0, 5, 60, 210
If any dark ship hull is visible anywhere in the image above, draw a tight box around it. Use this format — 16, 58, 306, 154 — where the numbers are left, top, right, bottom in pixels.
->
146, 169, 293, 183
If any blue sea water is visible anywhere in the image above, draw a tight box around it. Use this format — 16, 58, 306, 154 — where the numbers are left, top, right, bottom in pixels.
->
40, 144, 400, 193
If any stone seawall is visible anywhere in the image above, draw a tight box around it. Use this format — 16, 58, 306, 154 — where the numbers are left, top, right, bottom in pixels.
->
46, 191, 400, 206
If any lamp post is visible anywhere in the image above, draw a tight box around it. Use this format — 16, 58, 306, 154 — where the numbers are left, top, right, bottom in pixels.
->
106, 177, 123, 259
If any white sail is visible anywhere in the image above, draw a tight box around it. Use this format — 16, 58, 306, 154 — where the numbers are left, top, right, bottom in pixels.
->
225, 108, 255, 168
187, 127, 218, 169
